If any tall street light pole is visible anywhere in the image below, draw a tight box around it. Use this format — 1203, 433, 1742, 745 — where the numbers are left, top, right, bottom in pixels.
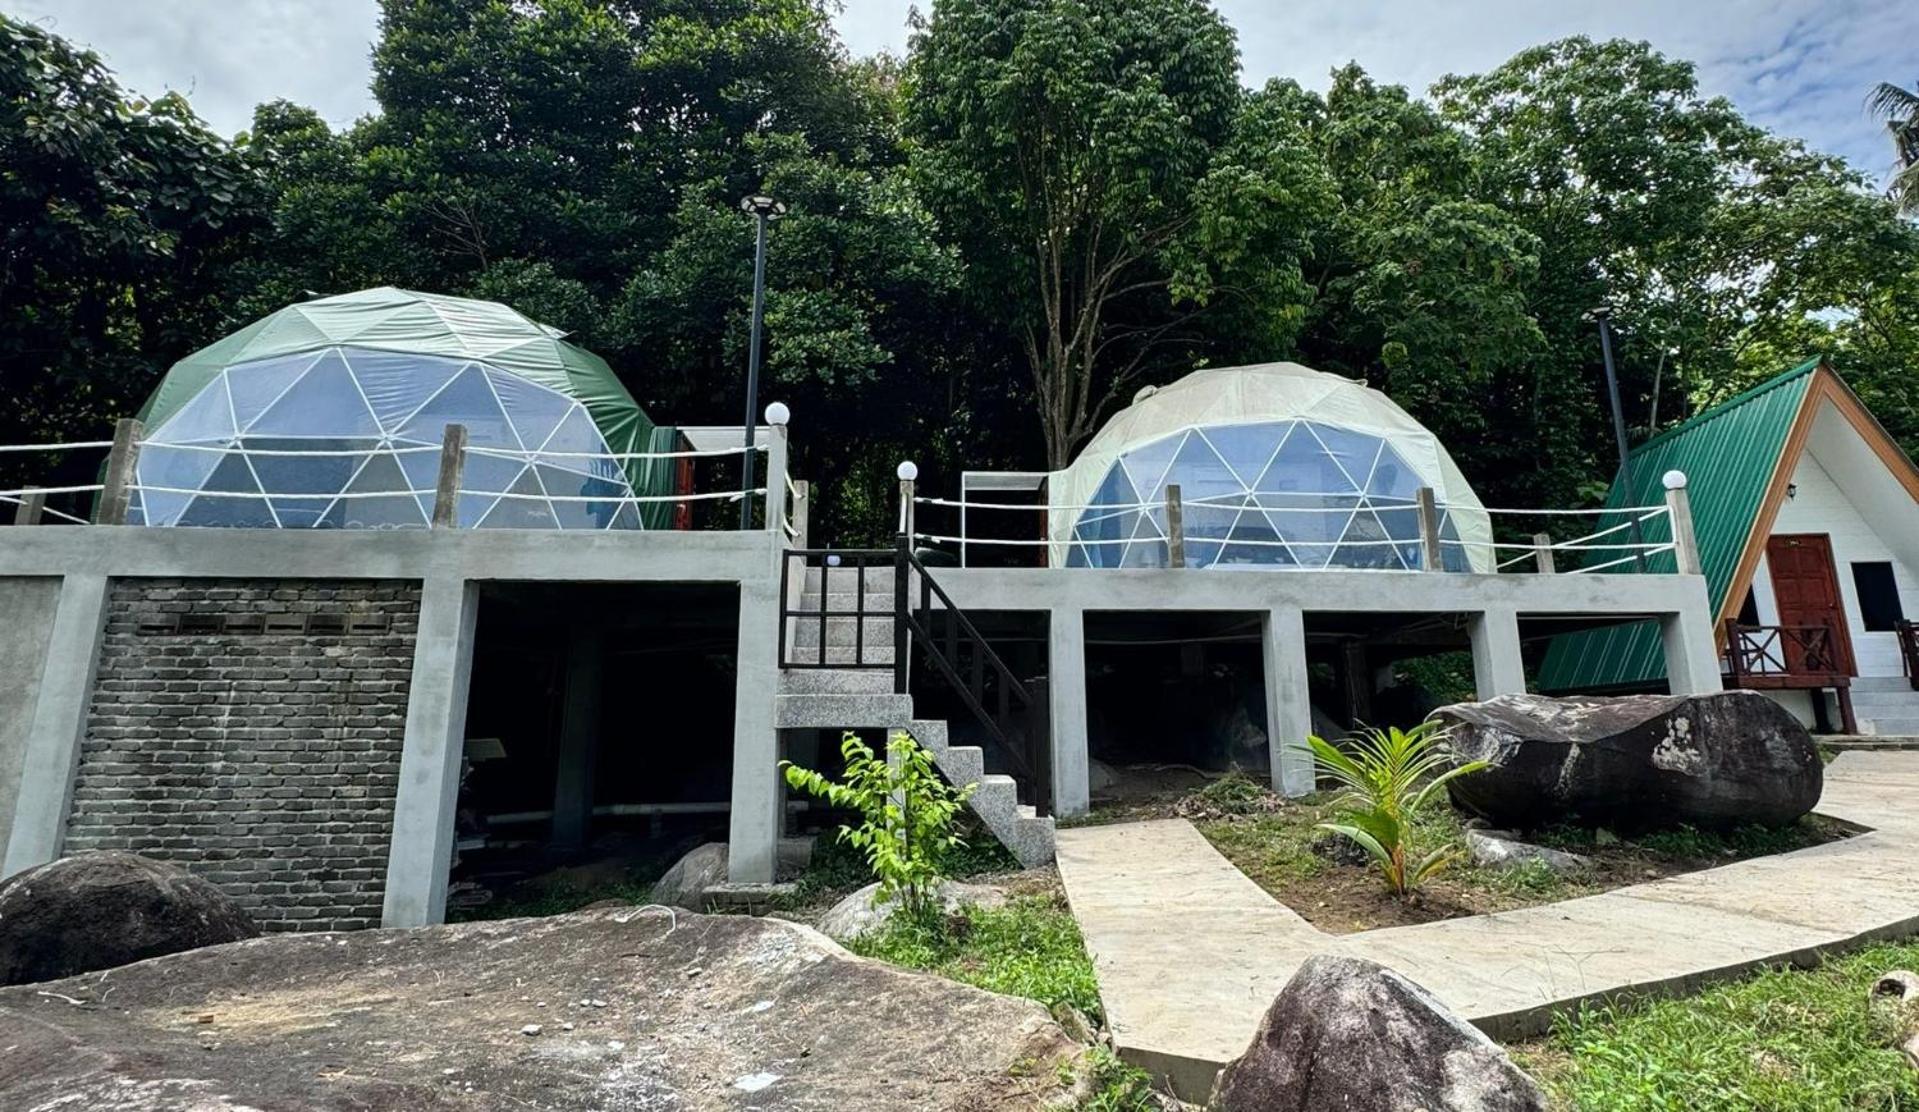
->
1591, 304, 1646, 570
739, 194, 785, 528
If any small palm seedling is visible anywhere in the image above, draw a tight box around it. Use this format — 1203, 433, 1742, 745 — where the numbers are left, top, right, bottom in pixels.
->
1307, 721, 1486, 897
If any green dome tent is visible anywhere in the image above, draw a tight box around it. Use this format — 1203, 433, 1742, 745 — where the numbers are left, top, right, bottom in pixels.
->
131, 288, 678, 530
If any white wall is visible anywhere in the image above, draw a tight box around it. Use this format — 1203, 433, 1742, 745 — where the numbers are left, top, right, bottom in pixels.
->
1748, 411, 1919, 680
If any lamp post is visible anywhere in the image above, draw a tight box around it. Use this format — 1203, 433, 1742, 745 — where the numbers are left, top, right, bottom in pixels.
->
739, 194, 786, 527
1591, 304, 1646, 570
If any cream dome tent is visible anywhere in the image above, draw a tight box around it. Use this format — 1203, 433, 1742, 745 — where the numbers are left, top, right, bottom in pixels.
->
1048, 362, 1493, 571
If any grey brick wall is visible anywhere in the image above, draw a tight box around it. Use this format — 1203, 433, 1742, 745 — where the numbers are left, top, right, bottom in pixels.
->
68, 579, 422, 931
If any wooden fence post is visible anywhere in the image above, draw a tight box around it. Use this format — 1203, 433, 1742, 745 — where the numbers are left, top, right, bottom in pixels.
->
1164, 483, 1185, 568
1532, 532, 1556, 574
13, 488, 45, 526
98, 418, 144, 525
1414, 486, 1443, 571
431, 424, 469, 529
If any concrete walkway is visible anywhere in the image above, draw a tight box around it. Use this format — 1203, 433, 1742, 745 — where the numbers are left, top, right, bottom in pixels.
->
1055, 751, 1919, 1100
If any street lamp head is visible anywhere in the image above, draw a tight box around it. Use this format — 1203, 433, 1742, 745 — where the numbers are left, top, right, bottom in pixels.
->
740, 195, 786, 218
1585, 303, 1616, 322
763, 401, 790, 427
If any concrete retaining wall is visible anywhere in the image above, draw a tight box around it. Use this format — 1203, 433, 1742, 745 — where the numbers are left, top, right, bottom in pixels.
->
65, 578, 422, 931
0, 578, 62, 851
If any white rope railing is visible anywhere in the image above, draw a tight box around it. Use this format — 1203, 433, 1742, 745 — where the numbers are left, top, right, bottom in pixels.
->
464, 488, 761, 504
139, 442, 441, 457
0, 483, 105, 497
129, 485, 437, 499
0, 440, 115, 453
465, 444, 766, 462
1568, 548, 1676, 574
0, 494, 90, 524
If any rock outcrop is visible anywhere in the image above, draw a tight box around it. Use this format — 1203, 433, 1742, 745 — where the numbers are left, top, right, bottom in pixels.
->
816, 880, 1008, 941
0, 907, 1086, 1110
651, 838, 814, 910
0, 852, 258, 986
1434, 691, 1822, 831
1211, 954, 1546, 1111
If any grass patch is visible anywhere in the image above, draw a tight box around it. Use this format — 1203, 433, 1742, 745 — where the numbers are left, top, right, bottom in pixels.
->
1518, 939, 1919, 1110
1181, 778, 1847, 933
847, 892, 1103, 1021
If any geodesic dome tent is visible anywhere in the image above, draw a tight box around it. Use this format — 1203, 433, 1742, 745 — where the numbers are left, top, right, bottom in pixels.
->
1048, 363, 1492, 571
131, 288, 677, 530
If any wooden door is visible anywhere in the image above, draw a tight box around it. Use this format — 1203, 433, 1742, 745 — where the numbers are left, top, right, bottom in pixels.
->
1766, 533, 1856, 676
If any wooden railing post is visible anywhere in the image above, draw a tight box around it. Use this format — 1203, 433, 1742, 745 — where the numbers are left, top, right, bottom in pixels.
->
98, 417, 144, 525
1532, 532, 1555, 574
1164, 483, 1185, 569
1663, 470, 1702, 575
1414, 486, 1443, 571
13, 487, 45, 526
431, 423, 469, 528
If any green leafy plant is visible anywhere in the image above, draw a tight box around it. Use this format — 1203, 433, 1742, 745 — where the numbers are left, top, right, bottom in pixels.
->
1307, 722, 1486, 897
782, 730, 975, 921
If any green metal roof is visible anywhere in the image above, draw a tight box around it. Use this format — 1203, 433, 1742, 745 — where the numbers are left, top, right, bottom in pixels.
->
1535, 357, 1822, 692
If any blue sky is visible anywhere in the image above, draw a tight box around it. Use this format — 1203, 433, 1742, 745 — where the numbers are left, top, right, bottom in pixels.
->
8, 0, 1914, 187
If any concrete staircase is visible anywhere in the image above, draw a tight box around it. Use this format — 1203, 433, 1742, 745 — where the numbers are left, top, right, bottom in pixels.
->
779, 565, 1055, 867
1849, 676, 1919, 736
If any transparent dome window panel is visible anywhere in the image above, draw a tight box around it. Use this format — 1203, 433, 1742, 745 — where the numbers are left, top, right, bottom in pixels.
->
134, 346, 641, 530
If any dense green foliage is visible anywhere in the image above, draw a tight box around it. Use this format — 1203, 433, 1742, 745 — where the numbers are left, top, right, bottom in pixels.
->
6, 5, 1917, 529
1524, 939, 1919, 1110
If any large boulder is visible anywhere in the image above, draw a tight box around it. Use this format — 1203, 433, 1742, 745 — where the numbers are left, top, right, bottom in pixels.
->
651, 838, 814, 910
1433, 691, 1823, 831
0, 907, 1087, 1110
0, 852, 258, 986
1212, 955, 1546, 1111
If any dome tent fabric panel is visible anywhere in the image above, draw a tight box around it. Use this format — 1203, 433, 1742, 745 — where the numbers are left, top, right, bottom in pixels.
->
131, 288, 677, 530
1047, 363, 1492, 571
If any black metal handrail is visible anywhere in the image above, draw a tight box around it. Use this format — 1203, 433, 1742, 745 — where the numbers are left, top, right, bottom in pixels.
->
895, 535, 1050, 814
778, 547, 896, 670
1898, 620, 1919, 692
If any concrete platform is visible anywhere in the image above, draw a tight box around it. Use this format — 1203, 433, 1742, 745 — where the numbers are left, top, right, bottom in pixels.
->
1055, 752, 1919, 1101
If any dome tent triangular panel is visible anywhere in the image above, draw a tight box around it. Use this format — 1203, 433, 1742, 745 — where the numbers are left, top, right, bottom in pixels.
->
1047, 362, 1492, 571
132, 288, 673, 530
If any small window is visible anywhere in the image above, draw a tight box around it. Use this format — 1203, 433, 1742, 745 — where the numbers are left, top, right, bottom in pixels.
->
1851, 562, 1906, 632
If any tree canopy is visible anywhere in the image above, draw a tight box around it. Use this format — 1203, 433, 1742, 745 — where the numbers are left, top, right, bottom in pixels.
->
4, 5, 1915, 537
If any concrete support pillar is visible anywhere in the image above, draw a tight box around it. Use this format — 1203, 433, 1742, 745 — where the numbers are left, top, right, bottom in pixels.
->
1263, 608, 1314, 796
3, 573, 110, 877
1048, 608, 1090, 818
550, 623, 604, 852
726, 579, 783, 882
1468, 608, 1527, 700
380, 575, 479, 928
1662, 606, 1725, 696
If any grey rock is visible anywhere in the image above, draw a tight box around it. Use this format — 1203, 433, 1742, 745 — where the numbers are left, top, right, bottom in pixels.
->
0, 908, 1087, 1110
1434, 691, 1822, 831
1466, 829, 1590, 874
0, 852, 259, 987
816, 880, 1008, 941
1308, 830, 1371, 867
1088, 758, 1121, 796
1212, 954, 1546, 1111
652, 839, 814, 910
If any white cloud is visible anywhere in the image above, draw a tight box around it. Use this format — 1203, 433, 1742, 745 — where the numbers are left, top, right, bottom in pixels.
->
9, 0, 1912, 183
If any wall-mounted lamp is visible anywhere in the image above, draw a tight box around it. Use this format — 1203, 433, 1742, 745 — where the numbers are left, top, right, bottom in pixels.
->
1787, 483, 1798, 500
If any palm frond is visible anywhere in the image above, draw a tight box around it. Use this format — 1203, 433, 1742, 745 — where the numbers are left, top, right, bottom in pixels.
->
1867, 81, 1919, 122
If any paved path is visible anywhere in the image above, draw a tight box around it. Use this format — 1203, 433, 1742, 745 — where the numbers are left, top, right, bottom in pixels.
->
1055, 751, 1919, 1100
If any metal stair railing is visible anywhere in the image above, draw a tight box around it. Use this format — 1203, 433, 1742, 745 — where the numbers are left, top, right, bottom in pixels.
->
894, 534, 1051, 815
